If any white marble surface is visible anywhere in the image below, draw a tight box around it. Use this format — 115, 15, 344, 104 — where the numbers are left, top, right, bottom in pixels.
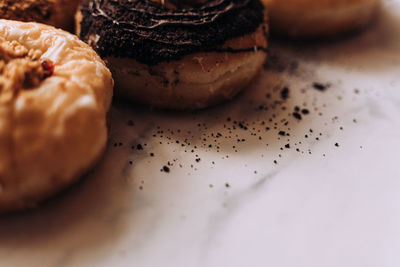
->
1, 1, 400, 266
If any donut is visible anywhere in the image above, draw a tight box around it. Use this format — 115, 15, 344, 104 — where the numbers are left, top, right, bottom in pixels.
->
77, 0, 268, 110
263, 0, 381, 38
0, 20, 113, 213
0, 0, 81, 31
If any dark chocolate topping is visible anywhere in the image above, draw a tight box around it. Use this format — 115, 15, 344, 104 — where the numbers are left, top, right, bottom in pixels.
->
79, 0, 265, 65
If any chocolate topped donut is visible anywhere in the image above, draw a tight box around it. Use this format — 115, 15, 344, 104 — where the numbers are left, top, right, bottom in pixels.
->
78, 0, 268, 110
79, 0, 265, 65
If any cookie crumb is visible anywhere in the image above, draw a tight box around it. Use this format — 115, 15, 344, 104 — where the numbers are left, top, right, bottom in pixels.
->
162, 166, 170, 172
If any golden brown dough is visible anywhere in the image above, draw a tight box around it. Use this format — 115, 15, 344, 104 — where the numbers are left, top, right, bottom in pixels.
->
263, 0, 381, 38
0, 20, 113, 213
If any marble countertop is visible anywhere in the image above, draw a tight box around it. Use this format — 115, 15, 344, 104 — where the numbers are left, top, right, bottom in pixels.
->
1, 1, 400, 266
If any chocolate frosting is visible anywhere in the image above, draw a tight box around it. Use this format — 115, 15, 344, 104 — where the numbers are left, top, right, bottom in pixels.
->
79, 0, 265, 65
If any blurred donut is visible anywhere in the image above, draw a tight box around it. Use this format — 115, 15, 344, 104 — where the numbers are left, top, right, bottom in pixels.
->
263, 0, 381, 38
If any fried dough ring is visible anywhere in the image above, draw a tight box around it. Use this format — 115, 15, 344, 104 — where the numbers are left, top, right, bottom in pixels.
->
0, 20, 113, 213
77, 0, 268, 110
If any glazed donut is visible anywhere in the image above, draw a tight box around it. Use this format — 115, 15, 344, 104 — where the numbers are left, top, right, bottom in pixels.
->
0, 20, 113, 213
0, 0, 81, 31
77, 0, 268, 110
263, 0, 381, 38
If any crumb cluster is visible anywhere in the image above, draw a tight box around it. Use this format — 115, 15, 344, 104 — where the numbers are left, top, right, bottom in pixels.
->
112, 51, 363, 191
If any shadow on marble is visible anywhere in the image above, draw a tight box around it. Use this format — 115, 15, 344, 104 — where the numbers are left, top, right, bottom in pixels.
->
0, 132, 134, 263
